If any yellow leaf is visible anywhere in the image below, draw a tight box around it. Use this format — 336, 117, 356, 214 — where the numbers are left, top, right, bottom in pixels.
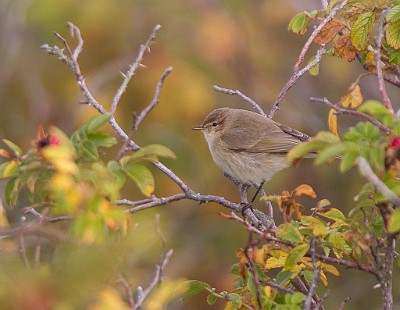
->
265, 256, 287, 269
320, 270, 329, 287
292, 184, 317, 198
321, 262, 340, 276
328, 109, 339, 136
365, 51, 375, 63
340, 83, 363, 108
0, 202, 8, 227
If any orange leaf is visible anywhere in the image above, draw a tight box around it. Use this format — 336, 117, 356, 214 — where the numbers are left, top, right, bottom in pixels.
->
328, 109, 339, 136
314, 19, 346, 45
334, 34, 356, 62
292, 184, 317, 198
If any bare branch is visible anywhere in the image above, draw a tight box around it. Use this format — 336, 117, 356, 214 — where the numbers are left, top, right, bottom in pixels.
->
18, 234, 31, 270
213, 85, 266, 117
269, 47, 326, 118
132, 67, 173, 133
357, 157, 400, 207
294, 0, 349, 72
67, 22, 84, 61
269, 0, 349, 118
309, 97, 391, 134
117, 274, 136, 309
374, 9, 394, 115
134, 249, 173, 309
304, 236, 319, 310
111, 25, 162, 114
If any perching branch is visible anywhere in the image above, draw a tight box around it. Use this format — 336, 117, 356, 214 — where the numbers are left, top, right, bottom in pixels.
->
309, 97, 391, 134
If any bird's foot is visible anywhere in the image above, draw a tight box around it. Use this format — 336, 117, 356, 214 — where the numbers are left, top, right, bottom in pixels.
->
240, 202, 254, 217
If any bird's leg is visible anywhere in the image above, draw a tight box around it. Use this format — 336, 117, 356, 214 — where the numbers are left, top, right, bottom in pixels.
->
250, 181, 265, 204
259, 188, 273, 219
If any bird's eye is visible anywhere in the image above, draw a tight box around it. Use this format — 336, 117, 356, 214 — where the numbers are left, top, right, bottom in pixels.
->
212, 122, 218, 127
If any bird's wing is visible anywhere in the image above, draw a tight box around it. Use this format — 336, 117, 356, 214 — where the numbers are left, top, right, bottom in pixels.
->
221, 118, 308, 153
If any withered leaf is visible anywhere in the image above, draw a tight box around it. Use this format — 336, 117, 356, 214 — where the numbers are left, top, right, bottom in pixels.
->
334, 34, 356, 62
314, 19, 346, 45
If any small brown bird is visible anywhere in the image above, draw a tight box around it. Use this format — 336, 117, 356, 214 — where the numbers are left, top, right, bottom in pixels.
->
193, 108, 310, 191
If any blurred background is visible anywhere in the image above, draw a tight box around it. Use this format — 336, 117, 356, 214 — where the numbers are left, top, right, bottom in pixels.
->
0, 0, 399, 309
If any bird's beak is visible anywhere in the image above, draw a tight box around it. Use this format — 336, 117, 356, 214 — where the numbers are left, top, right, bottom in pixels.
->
192, 125, 204, 130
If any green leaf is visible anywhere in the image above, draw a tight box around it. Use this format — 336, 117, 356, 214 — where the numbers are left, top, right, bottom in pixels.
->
181, 280, 211, 299
350, 12, 375, 51
275, 270, 293, 286
227, 293, 242, 309
388, 208, 400, 233
80, 113, 112, 135
387, 47, 400, 64
358, 100, 393, 123
285, 243, 310, 270
121, 144, 176, 166
291, 292, 306, 304
124, 164, 155, 196
276, 223, 303, 243
1, 160, 20, 178
387, 5, 400, 22
86, 132, 117, 148
315, 144, 345, 165
288, 12, 312, 35
5, 177, 20, 206
206, 293, 218, 305
287, 140, 326, 162
2, 139, 22, 157
340, 148, 359, 172
316, 208, 346, 223
386, 20, 400, 49
81, 140, 99, 160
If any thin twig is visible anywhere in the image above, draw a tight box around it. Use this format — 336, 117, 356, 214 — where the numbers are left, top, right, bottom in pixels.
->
134, 249, 173, 309
357, 157, 400, 207
244, 244, 263, 310
67, 22, 84, 61
213, 85, 266, 117
304, 236, 319, 310
309, 97, 391, 134
294, 0, 349, 72
111, 25, 162, 114
132, 67, 173, 133
338, 297, 352, 310
259, 279, 296, 294
18, 234, 31, 270
269, 47, 326, 118
117, 274, 136, 309
374, 9, 394, 115
269, 0, 349, 118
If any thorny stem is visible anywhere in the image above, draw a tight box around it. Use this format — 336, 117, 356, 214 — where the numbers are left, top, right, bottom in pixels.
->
111, 25, 162, 114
